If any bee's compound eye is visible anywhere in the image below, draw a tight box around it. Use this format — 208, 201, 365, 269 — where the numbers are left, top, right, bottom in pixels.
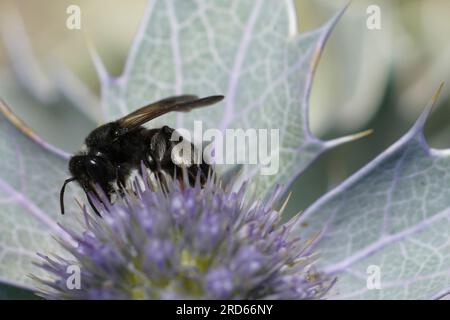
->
85, 156, 117, 182
69, 155, 88, 177
69, 156, 82, 167
85, 158, 106, 181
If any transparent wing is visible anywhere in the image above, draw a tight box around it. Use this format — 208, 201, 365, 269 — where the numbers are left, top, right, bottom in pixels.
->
117, 95, 224, 131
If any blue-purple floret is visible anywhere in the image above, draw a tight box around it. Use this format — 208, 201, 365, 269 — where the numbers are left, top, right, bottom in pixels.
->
33, 172, 332, 299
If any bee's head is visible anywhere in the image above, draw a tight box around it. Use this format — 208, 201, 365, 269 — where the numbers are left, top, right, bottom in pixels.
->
61, 155, 117, 215
69, 155, 116, 186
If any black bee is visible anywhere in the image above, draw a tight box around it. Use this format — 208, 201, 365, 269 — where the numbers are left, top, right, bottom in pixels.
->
60, 94, 224, 216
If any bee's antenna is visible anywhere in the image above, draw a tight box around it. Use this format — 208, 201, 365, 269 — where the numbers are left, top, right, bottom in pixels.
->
60, 177, 76, 215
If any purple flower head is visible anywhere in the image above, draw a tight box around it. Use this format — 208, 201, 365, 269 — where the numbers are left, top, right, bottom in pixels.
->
33, 170, 333, 299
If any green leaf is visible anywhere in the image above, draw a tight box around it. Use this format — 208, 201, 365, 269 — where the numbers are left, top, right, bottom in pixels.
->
0, 99, 79, 290
98, 0, 355, 193
296, 85, 450, 299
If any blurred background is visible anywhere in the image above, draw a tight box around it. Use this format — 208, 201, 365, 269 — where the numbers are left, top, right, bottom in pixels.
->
0, 0, 449, 297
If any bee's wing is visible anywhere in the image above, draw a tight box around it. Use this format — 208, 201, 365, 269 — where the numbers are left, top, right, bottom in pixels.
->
117, 95, 224, 131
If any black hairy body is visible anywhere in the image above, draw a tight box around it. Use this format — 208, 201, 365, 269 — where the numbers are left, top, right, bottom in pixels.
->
61, 95, 224, 216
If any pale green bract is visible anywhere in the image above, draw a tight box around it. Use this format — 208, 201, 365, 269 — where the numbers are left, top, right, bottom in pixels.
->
295, 86, 450, 299
0, 100, 79, 289
0, 0, 449, 300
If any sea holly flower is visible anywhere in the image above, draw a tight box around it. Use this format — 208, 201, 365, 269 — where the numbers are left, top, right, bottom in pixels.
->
32, 171, 333, 299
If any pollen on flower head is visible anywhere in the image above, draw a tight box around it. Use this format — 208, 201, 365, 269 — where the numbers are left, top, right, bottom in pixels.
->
33, 169, 333, 300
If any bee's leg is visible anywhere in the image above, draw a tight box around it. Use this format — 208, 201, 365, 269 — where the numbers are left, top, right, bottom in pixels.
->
200, 162, 213, 183
156, 171, 170, 193
115, 165, 131, 197
153, 160, 169, 193
82, 186, 102, 217
168, 148, 209, 188
116, 175, 128, 198
185, 163, 210, 186
143, 151, 157, 172
87, 194, 102, 217
172, 165, 211, 190
170, 165, 187, 191
147, 126, 184, 191
144, 149, 169, 192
